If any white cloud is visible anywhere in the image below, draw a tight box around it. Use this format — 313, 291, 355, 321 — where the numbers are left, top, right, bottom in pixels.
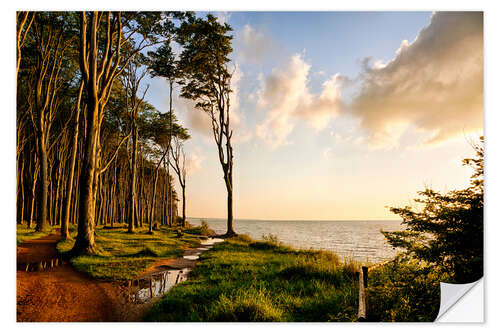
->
214, 11, 231, 25
322, 147, 332, 160
186, 147, 205, 174
348, 12, 483, 147
255, 54, 344, 149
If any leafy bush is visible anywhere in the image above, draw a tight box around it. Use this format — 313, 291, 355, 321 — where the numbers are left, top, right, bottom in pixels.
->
367, 257, 447, 322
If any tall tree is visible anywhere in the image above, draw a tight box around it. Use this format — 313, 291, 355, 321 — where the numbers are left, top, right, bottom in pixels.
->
177, 14, 236, 236
27, 13, 73, 232
148, 42, 183, 228
74, 11, 162, 254
122, 56, 149, 233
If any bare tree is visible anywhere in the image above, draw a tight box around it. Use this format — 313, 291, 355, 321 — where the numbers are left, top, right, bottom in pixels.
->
170, 137, 187, 227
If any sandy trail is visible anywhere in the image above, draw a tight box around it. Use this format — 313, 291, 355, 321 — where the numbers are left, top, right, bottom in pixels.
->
16, 232, 223, 321
16, 233, 151, 322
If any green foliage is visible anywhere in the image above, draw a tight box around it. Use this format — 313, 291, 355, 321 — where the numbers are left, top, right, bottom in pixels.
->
262, 233, 279, 245
56, 224, 206, 281
176, 14, 233, 112
367, 258, 447, 322
183, 221, 214, 236
383, 137, 483, 283
145, 237, 359, 322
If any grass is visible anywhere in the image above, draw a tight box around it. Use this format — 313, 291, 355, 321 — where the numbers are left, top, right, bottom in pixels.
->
366, 256, 446, 322
16, 223, 53, 244
56, 223, 211, 281
145, 234, 360, 322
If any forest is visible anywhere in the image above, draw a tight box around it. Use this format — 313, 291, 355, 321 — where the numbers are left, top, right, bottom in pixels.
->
16, 11, 235, 254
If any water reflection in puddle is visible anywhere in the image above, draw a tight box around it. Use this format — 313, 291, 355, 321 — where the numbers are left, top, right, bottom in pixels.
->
183, 255, 199, 260
129, 268, 191, 303
200, 238, 224, 245
127, 238, 224, 303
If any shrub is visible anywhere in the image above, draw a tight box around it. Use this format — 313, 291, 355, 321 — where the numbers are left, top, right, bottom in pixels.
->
383, 137, 483, 283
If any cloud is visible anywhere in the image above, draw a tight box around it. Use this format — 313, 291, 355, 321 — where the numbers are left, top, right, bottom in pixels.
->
348, 12, 483, 147
228, 65, 254, 143
256, 54, 345, 148
236, 24, 275, 64
174, 95, 213, 139
186, 147, 205, 174
214, 11, 231, 25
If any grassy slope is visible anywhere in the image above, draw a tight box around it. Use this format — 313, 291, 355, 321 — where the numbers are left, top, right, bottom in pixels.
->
57, 224, 210, 281
16, 224, 53, 244
145, 235, 360, 322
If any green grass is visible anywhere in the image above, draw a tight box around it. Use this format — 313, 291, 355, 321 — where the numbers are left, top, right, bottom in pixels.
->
16, 223, 53, 244
145, 235, 360, 322
56, 223, 211, 281
366, 257, 447, 322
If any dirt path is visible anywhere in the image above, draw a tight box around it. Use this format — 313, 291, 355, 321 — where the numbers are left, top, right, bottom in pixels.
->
16, 233, 151, 322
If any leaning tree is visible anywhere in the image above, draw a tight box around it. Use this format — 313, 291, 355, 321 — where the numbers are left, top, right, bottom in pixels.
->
177, 14, 237, 236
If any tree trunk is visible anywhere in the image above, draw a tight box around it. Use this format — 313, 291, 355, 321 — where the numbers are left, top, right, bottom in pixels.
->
181, 185, 186, 227
29, 165, 38, 229
35, 134, 49, 232
224, 169, 235, 236
226, 187, 234, 235
72, 12, 101, 255
62, 83, 83, 239
128, 123, 138, 233
149, 164, 162, 233
73, 104, 98, 255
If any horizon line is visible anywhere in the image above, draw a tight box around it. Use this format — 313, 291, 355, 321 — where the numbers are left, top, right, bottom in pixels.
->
187, 216, 402, 222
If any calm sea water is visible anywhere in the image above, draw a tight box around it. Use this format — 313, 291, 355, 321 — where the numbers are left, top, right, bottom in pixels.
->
189, 218, 405, 264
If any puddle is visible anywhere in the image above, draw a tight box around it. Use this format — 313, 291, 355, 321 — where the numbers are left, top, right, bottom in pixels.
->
129, 268, 191, 303
127, 238, 224, 303
200, 238, 224, 245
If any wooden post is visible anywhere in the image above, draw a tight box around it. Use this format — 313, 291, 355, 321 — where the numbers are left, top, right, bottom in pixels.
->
357, 266, 368, 321
362, 266, 368, 289
175, 271, 182, 284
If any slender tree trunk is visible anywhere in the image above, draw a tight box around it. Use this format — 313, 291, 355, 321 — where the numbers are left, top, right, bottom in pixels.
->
149, 162, 163, 233
128, 123, 138, 233
29, 164, 38, 229
226, 183, 234, 235
35, 133, 49, 232
18, 158, 25, 224
62, 82, 83, 239
181, 185, 186, 227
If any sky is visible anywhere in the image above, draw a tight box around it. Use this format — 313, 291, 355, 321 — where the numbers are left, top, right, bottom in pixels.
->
143, 11, 483, 221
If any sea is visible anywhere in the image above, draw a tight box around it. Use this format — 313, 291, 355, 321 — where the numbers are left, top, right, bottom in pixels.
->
188, 218, 405, 264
